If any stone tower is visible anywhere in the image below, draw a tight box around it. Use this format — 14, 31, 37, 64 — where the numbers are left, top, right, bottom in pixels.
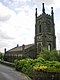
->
35, 3, 56, 53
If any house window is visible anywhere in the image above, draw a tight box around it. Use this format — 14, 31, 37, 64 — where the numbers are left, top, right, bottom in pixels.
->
39, 25, 41, 33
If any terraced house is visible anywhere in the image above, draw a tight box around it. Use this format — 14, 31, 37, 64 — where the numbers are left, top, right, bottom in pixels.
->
4, 3, 56, 62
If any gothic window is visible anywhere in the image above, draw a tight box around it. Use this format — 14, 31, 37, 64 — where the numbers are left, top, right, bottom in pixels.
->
48, 44, 51, 51
39, 25, 41, 33
38, 43, 41, 52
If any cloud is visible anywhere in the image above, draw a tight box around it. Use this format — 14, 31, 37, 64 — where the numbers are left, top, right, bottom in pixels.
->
32, 0, 60, 9
0, 1, 35, 52
12, 0, 31, 2
32, 0, 54, 6
55, 20, 60, 50
0, 2, 15, 22
1, 0, 60, 11
0, 41, 10, 52
0, 2, 10, 16
54, 0, 60, 8
0, 29, 14, 40
1, 0, 32, 13
0, 15, 11, 22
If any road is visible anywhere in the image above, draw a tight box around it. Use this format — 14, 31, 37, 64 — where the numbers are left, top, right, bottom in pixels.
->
0, 64, 31, 80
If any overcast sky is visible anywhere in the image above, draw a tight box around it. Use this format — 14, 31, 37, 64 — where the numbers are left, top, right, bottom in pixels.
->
0, 0, 60, 52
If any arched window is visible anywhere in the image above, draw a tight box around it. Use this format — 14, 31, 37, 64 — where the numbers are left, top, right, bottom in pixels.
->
39, 25, 41, 33
48, 44, 51, 51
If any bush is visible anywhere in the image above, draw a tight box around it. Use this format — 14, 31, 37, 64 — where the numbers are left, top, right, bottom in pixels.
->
15, 58, 34, 78
37, 49, 51, 60
14, 49, 60, 78
54, 62, 60, 68
0, 52, 4, 60
37, 49, 59, 61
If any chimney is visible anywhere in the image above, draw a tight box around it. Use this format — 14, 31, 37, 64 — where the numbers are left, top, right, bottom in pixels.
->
22, 44, 25, 50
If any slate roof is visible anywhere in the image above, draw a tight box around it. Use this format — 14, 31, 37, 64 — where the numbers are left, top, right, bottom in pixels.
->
7, 44, 34, 52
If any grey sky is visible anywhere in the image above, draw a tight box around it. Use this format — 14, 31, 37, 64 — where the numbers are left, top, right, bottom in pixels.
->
0, 0, 60, 52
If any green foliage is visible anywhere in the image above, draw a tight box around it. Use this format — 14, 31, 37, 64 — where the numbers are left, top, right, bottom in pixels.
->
15, 58, 34, 78
49, 49, 58, 61
15, 57, 60, 78
0, 52, 4, 60
14, 49, 60, 78
37, 49, 60, 61
54, 62, 60, 68
37, 49, 50, 60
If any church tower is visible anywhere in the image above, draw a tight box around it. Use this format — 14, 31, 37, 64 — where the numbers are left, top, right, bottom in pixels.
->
35, 3, 56, 53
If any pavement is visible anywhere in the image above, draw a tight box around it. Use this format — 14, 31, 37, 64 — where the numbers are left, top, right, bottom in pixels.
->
0, 64, 32, 80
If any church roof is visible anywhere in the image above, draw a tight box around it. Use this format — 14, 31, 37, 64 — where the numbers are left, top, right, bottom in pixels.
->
7, 44, 34, 52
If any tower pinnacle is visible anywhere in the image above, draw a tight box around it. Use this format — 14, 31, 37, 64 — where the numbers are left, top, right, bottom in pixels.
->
51, 7, 54, 23
35, 8, 37, 17
42, 3, 45, 13
35, 8, 37, 23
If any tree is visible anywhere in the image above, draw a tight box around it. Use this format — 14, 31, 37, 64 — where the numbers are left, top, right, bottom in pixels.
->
0, 52, 4, 60
37, 49, 51, 60
49, 49, 58, 61
37, 49, 60, 61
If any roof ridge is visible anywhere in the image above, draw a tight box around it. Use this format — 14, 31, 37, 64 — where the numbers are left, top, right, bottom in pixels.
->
7, 43, 34, 52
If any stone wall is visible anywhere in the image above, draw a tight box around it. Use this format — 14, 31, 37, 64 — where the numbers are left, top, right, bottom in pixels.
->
33, 71, 60, 80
